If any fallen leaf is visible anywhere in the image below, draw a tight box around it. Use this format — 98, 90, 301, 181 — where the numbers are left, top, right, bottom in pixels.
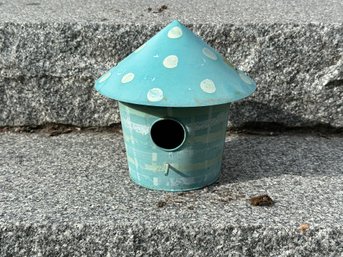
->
249, 194, 274, 206
298, 223, 310, 234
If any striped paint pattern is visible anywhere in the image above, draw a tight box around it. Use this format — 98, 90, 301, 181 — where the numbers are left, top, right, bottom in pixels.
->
119, 102, 229, 191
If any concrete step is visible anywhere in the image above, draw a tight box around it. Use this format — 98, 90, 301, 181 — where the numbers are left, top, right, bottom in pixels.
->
0, 131, 343, 256
0, 0, 342, 128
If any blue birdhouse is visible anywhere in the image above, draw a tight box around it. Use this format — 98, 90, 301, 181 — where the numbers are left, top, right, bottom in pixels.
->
95, 20, 256, 191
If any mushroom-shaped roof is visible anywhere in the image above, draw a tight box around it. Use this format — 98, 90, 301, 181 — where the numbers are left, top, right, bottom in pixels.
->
95, 20, 256, 107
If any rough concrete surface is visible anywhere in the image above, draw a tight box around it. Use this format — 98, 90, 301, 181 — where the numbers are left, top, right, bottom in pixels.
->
1, 0, 343, 24
0, 132, 343, 256
0, 0, 342, 128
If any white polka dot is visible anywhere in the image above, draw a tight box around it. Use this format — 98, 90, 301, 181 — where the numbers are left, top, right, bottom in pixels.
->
163, 55, 178, 69
238, 70, 254, 85
98, 71, 111, 83
147, 88, 164, 102
200, 79, 216, 93
134, 43, 145, 53
121, 73, 135, 84
167, 26, 183, 39
202, 48, 217, 60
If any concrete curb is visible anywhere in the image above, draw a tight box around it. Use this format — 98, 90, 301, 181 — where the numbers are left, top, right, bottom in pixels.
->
1, 222, 342, 256
1, 132, 343, 256
0, 0, 342, 128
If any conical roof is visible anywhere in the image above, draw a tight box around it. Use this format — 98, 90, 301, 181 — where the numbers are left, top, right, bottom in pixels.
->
95, 20, 256, 107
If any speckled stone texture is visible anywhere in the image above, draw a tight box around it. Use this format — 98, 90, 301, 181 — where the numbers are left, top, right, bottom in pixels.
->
0, 132, 343, 256
0, 0, 342, 128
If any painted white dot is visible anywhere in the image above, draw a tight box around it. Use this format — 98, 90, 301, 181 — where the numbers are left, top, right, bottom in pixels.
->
98, 71, 111, 83
163, 55, 178, 69
238, 70, 254, 85
147, 88, 164, 102
202, 48, 217, 60
167, 26, 183, 39
121, 73, 135, 84
200, 79, 216, 93
134, 43, 145, 53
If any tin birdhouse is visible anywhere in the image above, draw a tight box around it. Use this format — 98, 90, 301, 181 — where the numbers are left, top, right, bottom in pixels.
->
95, 20, 256, 191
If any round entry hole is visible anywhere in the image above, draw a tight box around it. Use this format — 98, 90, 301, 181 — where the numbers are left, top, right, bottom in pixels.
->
150, 118, 186, 151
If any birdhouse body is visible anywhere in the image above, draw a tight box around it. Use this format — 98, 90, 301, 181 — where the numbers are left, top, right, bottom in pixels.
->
119, 102, 229, 191
95, 20, 256, 191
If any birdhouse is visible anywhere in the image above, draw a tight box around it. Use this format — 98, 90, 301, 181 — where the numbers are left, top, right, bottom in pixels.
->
95, 20, 256, 191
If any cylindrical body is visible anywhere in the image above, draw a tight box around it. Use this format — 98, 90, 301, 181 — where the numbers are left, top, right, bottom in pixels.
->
119, 102, 229, 191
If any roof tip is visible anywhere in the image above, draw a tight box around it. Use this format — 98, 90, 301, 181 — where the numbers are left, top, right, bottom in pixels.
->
170, 20, 183, 25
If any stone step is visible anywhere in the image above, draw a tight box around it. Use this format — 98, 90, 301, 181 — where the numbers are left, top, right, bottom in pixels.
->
0, 131, 343, 256
0, 0, 342, 128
